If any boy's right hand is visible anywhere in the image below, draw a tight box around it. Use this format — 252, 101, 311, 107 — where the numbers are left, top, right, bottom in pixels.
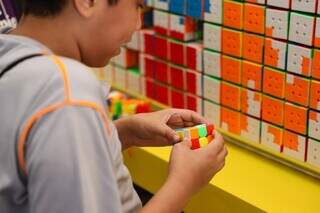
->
167, 130, 228, 196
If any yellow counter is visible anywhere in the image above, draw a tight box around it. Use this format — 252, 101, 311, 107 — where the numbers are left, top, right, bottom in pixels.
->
123, 143, 320, 212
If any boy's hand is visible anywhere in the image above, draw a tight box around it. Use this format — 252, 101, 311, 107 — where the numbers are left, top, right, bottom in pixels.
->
114, 108, 209, 149
168, 131, 227, 195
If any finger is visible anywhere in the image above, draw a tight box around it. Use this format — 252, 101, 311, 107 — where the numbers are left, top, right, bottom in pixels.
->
217, 145, 228, 159
161, 124, 181, 144
167, 109, 209, 127
206, 131, 225, 153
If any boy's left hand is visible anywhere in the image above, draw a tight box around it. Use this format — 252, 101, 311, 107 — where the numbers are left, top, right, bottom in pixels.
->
115, 109, 209, 149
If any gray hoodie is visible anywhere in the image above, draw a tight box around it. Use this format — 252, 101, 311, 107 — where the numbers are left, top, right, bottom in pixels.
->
0, 34, 141, 213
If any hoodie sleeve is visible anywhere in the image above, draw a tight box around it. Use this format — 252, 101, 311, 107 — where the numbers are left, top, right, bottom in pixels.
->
26, 105, 123, 213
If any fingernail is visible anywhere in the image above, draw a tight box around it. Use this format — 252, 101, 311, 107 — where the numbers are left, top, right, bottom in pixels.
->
174, 134, 180, 142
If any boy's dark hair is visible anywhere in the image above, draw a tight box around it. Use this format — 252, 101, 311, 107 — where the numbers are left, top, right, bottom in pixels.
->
20, 0, 119, 17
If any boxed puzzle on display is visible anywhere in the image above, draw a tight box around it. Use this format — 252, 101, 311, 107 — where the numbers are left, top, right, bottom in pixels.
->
102, 0, 320, 176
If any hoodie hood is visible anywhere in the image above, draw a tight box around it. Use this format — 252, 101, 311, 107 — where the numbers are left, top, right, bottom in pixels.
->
0, 34, 51, 74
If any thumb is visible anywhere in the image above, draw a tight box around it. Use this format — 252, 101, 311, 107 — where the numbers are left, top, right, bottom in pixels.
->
161, 124, 181, 144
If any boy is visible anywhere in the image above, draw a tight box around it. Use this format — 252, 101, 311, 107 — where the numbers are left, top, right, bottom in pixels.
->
0, 0, 227, 212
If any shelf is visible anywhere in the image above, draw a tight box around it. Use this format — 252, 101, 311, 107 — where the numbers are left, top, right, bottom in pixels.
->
112, 84, 320, 178
113, 85, 320, 212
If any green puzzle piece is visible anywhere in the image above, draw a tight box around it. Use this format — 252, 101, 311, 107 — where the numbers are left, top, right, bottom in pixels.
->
198, 125, 207, 138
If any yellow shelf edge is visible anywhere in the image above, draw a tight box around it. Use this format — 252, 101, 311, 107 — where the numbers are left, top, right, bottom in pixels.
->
112, 85, 320, 178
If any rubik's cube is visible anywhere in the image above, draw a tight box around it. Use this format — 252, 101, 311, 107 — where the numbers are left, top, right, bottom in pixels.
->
176, 124, 215, 149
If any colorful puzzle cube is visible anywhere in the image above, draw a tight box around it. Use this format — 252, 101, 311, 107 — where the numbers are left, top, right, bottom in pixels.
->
203, 23, 222, 51
204, 100, 221, 127
221, 107, 241, 135
262, 95, 284, 126
263, 67, 286, 99
243, 3, 265, 35
307, 138, 320, 168
203, 49, 221, 78
241, 88, 262, 118
287, 44, 312, 77
203, 75, 220, 104
289, 12, 315, 46
265, 8, 289, 40
242, 60, 262, 91
283, 130, 307, 162
223, 0, 244, 30
240, 114, 261, 143
264, 38, 287, 70
261, 122, 283, 152
309, 80, 320, 111
309, 110, 320, 141
221, 81, 241, 111
285, 73, 310, 107
284, 102, 308, 135
221, 55, 242, 84
204, 0, 223, 24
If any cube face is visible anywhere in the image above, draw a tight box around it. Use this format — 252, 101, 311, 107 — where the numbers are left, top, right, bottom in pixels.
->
169, 0, 187, 15
265, 8, 289, 40
171, 88, 185, 109
264, 38, 287, 70
243, 33, 264, 63
309, 80, 320, 111
170, 65, 185, 90
221, 107, 241, 135
314, 17, 320, 48
203, 75, 220, 104
154, 60, 169, 84
291, 0, 317, 13
289, 13, 315, 46
266, 0, 290, 9
263, 67, 286, 99
284, 103, 308, 135
186, 43, 203, 72
186, 93, 203, 114
169, 14, 197, 41
261, 122, 283, 152
154, 0, 169, 10
186, 0, 204, 19
154, 36, 168, 60
240, 114, 261, 143
285, 74, 310, 107
140, 30, 156, 55
307, 138, 320, 168
128, 71, 141, 93
283, 130, 307, 161
287, 44, 312, 77
186, 69, 202, 97
262, 95, 284, 126
204, 100, 221, 127
308, 110, 320, 140
223, 0, 243, 30
241, 89, 262, 118
243, 3, 265, 35
221, 82, 241, 110
169, 40, 185, 66
153, 9, 169, 35
222, 28, 242, 58
145, 78, 155, 99
203, 50, 221, 78
155, 82, 169, 105
204, 0, 223, 24
242, 61, 262, 91
204, 23, 222, 51
221, 55, 242, 84
312, 50, 320, 80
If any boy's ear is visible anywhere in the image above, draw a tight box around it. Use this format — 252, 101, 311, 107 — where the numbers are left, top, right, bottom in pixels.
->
73, 0, 96, 18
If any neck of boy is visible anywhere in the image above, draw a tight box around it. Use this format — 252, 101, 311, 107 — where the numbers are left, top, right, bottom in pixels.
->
10, 15, 82, 62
